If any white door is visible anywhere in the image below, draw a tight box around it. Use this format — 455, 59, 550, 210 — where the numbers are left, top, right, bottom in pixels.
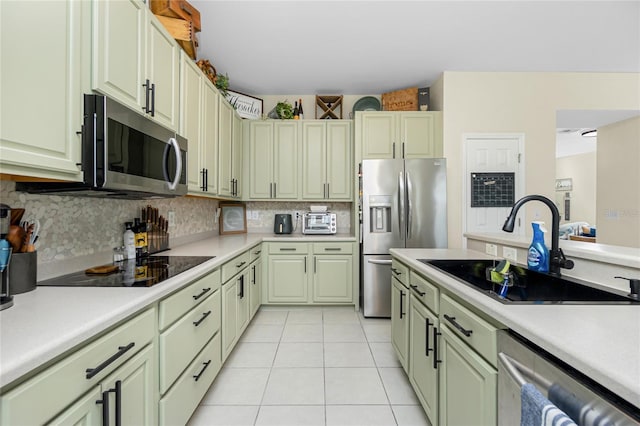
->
464, 135, 524, 235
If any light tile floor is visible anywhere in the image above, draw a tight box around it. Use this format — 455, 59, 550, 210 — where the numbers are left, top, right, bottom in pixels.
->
187, 306, 430, 426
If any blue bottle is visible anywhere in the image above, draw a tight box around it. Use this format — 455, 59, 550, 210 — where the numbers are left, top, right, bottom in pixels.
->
527, 221, 549, 272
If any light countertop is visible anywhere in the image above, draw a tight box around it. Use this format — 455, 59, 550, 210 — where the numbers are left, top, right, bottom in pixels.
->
389, 248, 640, 409
0, 233, 355, 389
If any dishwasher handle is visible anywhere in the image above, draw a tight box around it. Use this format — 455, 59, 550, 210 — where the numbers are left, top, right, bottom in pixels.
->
367, 259, 392, 265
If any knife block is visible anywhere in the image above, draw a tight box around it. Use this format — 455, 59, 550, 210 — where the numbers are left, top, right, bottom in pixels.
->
148, 224, 169, 254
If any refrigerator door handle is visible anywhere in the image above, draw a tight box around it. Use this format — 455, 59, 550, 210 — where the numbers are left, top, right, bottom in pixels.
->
406, 170, 413, 239
398, 171, 405, 240
367, 259, 392, 265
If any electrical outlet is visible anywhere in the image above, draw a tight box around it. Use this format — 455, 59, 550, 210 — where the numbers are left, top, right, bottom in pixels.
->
168, 211, 175, 227
503, 246, 518, 262
485, 243, 498, 256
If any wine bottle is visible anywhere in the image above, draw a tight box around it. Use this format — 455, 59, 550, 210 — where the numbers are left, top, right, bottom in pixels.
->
298, 98, 304, 119
293, 101, 299, 120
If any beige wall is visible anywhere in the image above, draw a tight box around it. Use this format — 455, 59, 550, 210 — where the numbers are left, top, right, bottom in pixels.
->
556, 151, 596, 226
440, 72, 640, 248
596, 116, 640, 248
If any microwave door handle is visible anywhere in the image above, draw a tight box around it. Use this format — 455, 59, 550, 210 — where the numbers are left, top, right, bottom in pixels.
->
164, 137, 182, 190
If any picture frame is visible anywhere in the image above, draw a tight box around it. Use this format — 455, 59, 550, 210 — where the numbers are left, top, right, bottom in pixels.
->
219, 203, 247, 235
225, 90, 263, 119
555, 178, 573, 192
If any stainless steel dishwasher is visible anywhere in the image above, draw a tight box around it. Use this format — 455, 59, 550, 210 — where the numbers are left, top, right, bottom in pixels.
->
497, 330, 639, 425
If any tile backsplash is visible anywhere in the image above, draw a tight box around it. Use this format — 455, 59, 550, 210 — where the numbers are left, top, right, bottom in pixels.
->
0, 181, 353, 278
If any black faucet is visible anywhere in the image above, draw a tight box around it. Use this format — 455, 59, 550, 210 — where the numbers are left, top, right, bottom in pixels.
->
502, 195, 574, 276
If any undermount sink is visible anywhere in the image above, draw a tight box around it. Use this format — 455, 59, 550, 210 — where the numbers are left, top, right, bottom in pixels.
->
419, 259, 639, 305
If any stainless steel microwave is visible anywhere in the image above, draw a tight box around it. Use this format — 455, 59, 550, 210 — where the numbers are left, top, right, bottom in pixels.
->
17, 95, 187, 199
302, 212, 337, 234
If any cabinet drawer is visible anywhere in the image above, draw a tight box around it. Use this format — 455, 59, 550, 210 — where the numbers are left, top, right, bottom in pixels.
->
0, 308, 155, 426
312, 242, 353, 254
250, 244, 263, 263
391, 258, 409, 286
159, 290, 221, 394
159, 333, 221, 426
222, 251, 250, 283
159, 269, 221, 330
440, 293, 499, 366
409, 271, 439, 314
268, 242, 309, 254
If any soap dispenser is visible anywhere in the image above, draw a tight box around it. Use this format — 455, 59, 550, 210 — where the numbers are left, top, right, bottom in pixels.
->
527, 221, 549, 272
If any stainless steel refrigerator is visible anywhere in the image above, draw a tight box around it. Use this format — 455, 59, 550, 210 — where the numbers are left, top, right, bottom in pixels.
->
360, 158, 448, 317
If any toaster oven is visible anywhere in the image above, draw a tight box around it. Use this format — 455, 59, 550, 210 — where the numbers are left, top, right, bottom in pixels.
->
302, 212, 337, 234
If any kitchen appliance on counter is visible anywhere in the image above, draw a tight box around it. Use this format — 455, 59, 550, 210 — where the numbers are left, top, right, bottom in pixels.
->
16, 95, 187, 199
274, 214, 293, 234
37, 256, 213, 287
360, 158, 447, 317
302, 212, 337, 235
498, 330, 639, 425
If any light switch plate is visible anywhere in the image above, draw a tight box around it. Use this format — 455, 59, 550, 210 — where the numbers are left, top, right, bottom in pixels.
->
503, 246, 518, 262
168, 211, 175, 227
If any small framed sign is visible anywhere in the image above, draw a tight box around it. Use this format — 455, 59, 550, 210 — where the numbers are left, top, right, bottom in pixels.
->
225, 90, 263, 119
220, 203, 247, 235
555, 178, 573, 191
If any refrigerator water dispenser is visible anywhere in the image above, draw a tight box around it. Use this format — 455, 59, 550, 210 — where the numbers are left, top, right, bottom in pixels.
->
368, 196, 392, 233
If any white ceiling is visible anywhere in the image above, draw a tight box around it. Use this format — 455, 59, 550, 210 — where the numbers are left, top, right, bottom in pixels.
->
189, 0, 640, 96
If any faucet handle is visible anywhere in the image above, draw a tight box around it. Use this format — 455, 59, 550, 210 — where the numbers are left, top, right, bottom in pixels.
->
615, 276, 640, 299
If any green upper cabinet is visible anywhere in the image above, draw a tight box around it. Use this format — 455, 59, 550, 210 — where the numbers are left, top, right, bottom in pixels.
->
93, 0, 179, 131
302, 121, 352, 200
247, 121, 299, 200
357, 111, 442, 160
0, 0, 90, 180
217, 100, 234, 197
232, 113, 244, 198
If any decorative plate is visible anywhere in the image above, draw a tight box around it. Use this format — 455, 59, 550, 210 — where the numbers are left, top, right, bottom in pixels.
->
352, 96, 381, 114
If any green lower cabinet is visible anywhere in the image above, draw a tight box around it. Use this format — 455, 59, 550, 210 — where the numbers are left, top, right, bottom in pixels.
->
159, 333, 222, 426
409, 296, 439, 425
222, 278, 239, 359
391, 276, 409, 373
47, 387, 102, 425
237, 269, 251, 335
250, 257, 263, 317
438, 324, 497, 426
267, 255, 308, 303
312, 254, 352, 302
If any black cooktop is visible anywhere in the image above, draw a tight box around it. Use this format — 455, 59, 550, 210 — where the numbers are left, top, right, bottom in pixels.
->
38, 256, 214, 288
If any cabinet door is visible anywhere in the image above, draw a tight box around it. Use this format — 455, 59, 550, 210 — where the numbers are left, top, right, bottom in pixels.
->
302, 122, 327, 199
180, 55, 203, 192
361, 112, 397, 159
47, 386, 102, 426
273, 122, 299, 199
221, 280, 238, 360
232, 112, 243, 197
250, 258, 262, 318
313, 255, 353, 302
409, 296, 439, 425
236, 269, 251, 336
202, 81, 219, 194
439, 325, 497, 426
249, 121, 274, 199
326, 121, 352, 200
267, 255, 308, 303
93, 0, 144, 112
0, 0, 87, 180
391, 277, 409, 372
146, 14, 179, 130
218, 100, 234, 197
101, 344, 156, 426
400, 112, 443, 159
